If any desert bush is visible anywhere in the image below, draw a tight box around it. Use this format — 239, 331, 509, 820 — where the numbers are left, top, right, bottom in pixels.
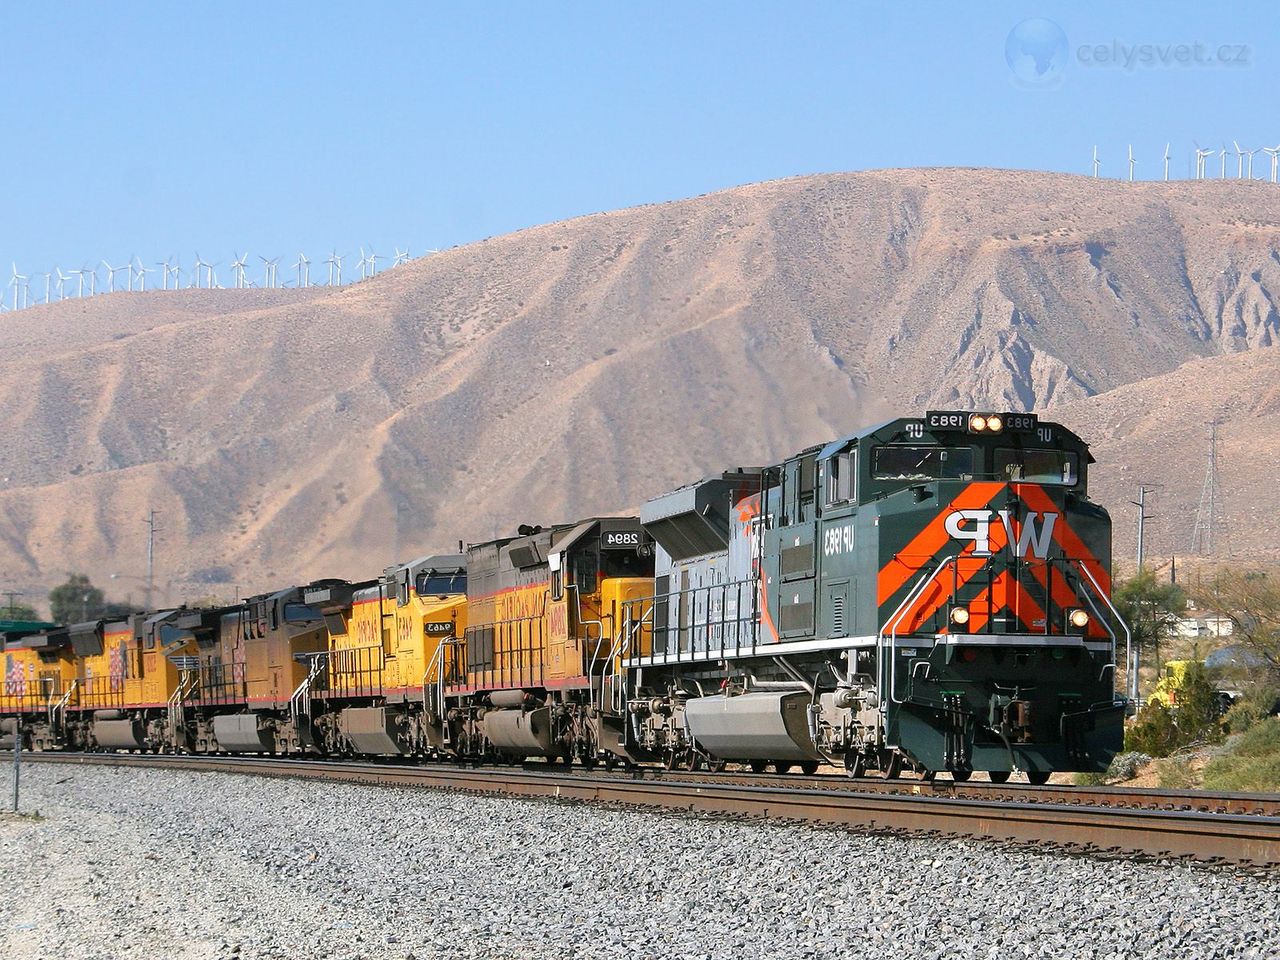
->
1107, 751, 1152, 781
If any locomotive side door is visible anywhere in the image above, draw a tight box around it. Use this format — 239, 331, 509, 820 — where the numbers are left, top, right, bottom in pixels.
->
767, 453, 818, 641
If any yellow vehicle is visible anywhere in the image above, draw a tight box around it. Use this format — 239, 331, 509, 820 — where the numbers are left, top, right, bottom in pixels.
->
303, 554, 467, 756
451, 518, 654, 764
1, 624, 75, 750
1148, 660, 1198, 709
67, 615, 185, 750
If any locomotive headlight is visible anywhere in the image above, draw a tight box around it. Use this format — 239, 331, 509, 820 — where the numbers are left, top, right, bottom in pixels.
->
1068, 608, 1090, 629
986, 415, 1004, 433
950, 606, 971, 627
969, 414, 988, 432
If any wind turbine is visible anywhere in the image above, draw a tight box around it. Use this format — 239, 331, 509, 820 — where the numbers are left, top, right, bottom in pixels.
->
1233, 141, 1246, 178
84, 263, 98, 295
326, 251, 342, 286
1246, 145, 1260, 179
9, 264, 28, 310
55, 267, 71, 300
1092, 145, 1100, 178
132, 257, 152, 292
393, 247, 409, 267
258, 255, 280, 288
1219, 146, 1227, 179
357, 246, 368, 280
366, 246, 380, 277
1163, 143, 1170, 181
102, 259, 128, 292
192, 253, 210, 289
1127, 145, 1135, 182
41, 271, 52, 304
157, 257, 172, 290
1193, 144, 1213, 180
230, 253, 249, 289
292, 253, 310, 287
1263, 145, 1280, 184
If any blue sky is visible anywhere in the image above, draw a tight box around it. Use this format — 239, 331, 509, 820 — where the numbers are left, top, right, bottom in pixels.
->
1, 2, 1275, 292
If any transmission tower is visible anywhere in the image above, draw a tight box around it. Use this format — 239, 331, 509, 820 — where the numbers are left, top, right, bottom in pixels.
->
1189, 421, 1230, 556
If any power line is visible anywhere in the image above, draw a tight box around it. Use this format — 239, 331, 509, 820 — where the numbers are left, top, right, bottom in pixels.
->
1189, 421, 1230, 556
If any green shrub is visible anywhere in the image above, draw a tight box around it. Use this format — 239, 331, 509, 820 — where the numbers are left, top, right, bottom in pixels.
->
1155, 757, 1196, 789
1126, 700, 1179, 756
1202, 717, 1280, 793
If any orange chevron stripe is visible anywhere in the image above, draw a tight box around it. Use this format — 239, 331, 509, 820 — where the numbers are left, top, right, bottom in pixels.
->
1013, 483, 1110, 593
963, 571, 1049, 634
893, 522, 1014, 634
877, 481, 1006, 606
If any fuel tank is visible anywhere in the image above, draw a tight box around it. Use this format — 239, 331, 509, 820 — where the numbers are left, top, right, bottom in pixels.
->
482, 707, 557, 757
683, 690, 820, 762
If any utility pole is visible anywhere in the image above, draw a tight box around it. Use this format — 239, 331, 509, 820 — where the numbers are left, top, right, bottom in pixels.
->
144, 510, 160, 610
2, 591, 23, 617
1130, 486, 1154, 571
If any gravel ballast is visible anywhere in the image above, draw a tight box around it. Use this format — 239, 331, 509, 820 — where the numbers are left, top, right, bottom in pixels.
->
1, 762, 1277, 960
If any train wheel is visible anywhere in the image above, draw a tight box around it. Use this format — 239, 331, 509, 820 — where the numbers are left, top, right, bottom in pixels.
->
988, 770, 1011, 784
663, 748, 680, 771
773, 762, 793, 775
951, 769, 971, 782
706, 758, 726, 772
603, 754, 618, 771
883, 752, 902, 780
1026, 770, 1051, 785
844, 751, 867, 778
749, 759, 769, 774
799, 761, 819, 775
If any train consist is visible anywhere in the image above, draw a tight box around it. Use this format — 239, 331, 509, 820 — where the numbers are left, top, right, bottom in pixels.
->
0, 412, 1128, 781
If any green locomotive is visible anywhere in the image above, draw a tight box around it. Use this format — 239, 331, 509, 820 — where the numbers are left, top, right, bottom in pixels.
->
621, 411, 1127, 781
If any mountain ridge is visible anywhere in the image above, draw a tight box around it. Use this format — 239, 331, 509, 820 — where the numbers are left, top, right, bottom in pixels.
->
2, 167, 1279, 609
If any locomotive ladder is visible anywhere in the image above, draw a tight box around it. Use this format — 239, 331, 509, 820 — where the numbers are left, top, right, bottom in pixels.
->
47, 679, 78, 737
289, 653, 329, 730
166, 660, 201, 746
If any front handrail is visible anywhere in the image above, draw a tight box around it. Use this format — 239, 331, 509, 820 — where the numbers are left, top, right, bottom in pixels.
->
878, 556, 959, 710
1071, 559, 1129, 700
49, 679, 78, 732
609, 601, 654, 715
288, 652, 329, 727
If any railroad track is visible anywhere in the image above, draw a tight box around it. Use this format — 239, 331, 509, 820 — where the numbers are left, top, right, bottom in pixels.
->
20, 752, 1280, 868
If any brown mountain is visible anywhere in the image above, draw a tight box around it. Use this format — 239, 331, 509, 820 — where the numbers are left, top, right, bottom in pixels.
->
2, 168, 1279, 610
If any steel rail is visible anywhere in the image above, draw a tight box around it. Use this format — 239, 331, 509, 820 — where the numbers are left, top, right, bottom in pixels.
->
20, 753, 1280, 868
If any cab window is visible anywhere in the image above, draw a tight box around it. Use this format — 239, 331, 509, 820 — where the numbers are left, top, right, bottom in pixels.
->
995, 448, 1079, 485
415, 572, 467, 596
872, 446, 973, 481
283, 602, 323, 624
825, 450, 856, 505
572, 546, 599, 593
